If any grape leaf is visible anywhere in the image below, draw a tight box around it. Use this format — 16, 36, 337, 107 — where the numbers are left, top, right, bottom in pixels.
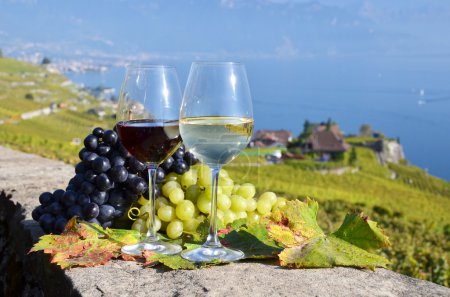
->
144, 244, 222, 270
279, 235, 390, 270
30, 218, 140, 269
267, 198, 324, 247
220, 223, 282, 258
332, 213, 391, 251
266, 199, 390, 270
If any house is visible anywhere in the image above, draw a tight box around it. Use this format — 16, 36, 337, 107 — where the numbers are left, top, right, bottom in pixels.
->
252, 129, 292, 148
302, 130, 350, 158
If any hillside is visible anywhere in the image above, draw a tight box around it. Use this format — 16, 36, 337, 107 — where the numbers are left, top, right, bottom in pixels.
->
0, 57, 116, 163
0, 58, 449, 287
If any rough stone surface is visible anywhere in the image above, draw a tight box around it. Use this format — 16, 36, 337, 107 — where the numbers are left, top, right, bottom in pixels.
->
1, 145, 449, 297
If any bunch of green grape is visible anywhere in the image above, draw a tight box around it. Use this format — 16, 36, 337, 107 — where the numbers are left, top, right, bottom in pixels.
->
130, 164, 287, 239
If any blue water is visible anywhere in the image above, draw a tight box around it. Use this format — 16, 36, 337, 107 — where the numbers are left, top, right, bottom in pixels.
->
66, 60, 450, 181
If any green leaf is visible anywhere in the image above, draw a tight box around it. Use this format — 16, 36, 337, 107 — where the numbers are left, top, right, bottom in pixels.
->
332, 213, 391, 251
144, 244, 222, 270
279, 235, 390, 270
220, 223, 283, 258
267, 198, 324, 247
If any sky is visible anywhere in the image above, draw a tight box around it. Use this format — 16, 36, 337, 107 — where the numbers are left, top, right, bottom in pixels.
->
1, 0, 450, 66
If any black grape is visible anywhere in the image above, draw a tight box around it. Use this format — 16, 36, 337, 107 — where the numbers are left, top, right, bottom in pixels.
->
92, 127, 105, 138
98, 204, 115, 222
39, 192, 54, 206
108, 165, 128, 183
155, 167, 165, 183
80, 181, 95, 195
90, 190, 108, 205
92, 157, 111, 174
110, 155, 125, 167
32, 205, 44, 221
67, 205, 83, 219
77, 193, 91, 206
84, 134, 98, 151
161, 156, 174, 171
84, 170, 97, 183
52, 189, 65, 203
75, 162, 87, 174
103, 130, 118, 146
83, 203, 100, 220
53, 217, 68, 234
79, 148, 90, 161
96, 143, 111, 156
62, 190, 77, 208
39, 213, 54, 234
96, 173, 114, 191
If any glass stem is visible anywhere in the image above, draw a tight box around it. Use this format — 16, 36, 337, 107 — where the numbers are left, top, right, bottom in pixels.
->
203, 165, 222, 248
144, 165, 159, 242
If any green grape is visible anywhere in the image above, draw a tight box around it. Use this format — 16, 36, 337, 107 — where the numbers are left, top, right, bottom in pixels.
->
259, 192, 277, 206
157, 205, 176, 222
131, 218, 145, 233
236, 211, 247, 219
230, 195, 247, 212
273, 197, 287, 210
169, 187, 185, 204
176, 200, 195, 220
237, 183, 256, 199
216, 209, 225, 223
139, 203, 151, 214
217, 193, 231, 210
196, 214, 206, 222
219, 177, 234, 195
197, 164, 211, 187
181, 169, 197, 189
185, 184, 201, 203
197, 194, 211, 214
162, 180, 181, 197
193, 205, 200, 217
247, 212, 260, 224
219, 169, 229, 178
153, 216, 162, 232
232, 184, 241, 194
246, 198, 257, 212
204, 185, 223, 199
183, 217, 201, 232
256, 199, 272, 215
155, 197, 169, 210
137, 195, 148, 206
223, 210, 237, 225
165, 172, 180, 182
166, 220, 183, 239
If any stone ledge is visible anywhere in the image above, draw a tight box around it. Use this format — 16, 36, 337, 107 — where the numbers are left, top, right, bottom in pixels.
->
1, 145, 449, 297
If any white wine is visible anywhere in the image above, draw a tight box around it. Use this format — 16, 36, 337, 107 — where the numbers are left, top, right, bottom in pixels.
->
180, 116, 253, 165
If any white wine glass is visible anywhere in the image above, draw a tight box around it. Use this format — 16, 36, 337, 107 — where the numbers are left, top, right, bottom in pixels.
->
117, 64, 183, 255
179, 62, 254, 262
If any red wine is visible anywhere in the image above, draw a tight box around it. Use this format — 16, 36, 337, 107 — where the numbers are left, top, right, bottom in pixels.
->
116, 119, 181, 164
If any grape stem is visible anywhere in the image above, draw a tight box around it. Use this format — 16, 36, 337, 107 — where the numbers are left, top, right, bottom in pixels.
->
203, 165, 222, 248
145, 165, 159, 242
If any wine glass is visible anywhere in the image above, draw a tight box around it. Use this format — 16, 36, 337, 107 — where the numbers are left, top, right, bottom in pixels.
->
117, 64, 183, 256
179, 62, 254, 262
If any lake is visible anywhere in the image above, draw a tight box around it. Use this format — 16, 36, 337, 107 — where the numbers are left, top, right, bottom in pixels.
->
66, 59, 450, 181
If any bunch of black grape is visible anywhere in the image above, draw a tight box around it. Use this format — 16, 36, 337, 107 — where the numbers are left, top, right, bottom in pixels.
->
32, 127, 151, 234
155, 144, 200, 183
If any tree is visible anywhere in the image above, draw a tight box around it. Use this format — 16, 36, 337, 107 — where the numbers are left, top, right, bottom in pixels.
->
0, 48, 3, 58
326, 118, 332, 131
359, 124, 372, 137
41, 57, 51, 65
349, 147, 358, 165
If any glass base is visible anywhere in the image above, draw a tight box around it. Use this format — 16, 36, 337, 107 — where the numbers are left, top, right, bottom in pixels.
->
181, 246, 244, 262
121, 240, 182, 256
